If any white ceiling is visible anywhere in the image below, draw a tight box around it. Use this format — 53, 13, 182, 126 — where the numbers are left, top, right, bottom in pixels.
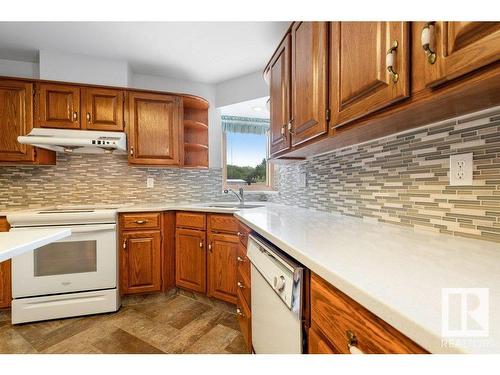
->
220, 96, 269, 118
0, 22, 289, 84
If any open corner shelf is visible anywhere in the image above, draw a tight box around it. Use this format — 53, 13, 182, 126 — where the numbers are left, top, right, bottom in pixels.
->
183, 95, 209, 169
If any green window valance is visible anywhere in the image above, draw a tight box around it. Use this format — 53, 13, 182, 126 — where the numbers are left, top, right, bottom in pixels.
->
221, 115, 270, 135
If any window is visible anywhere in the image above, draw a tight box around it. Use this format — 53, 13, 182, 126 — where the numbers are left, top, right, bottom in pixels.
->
220, 97, 275, 192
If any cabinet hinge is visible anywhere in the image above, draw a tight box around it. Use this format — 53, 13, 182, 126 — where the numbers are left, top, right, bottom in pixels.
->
326, 109, 331, 123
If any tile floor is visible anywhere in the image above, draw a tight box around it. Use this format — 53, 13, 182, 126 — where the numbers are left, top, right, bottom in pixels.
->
0, 289, 249, 354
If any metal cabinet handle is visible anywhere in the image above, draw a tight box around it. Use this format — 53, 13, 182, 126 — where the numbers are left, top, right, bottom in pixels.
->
237, 256, 244, 263
208, 242, 213, 252
236, 307, 245, 317
287, 119, 295, 135
237, 281, 244, 289
73, 111, 78, 121
86, 112, 91, 123
237, 231, 246, 238
130, 147, 134, 156
280, 124, 287, 137
421, 22, 437, 64
122, 239, 127, 249
199, 241, 204, 248
386, 40, 399, 83
346, 330, 363, 354
134, 220, 148, 224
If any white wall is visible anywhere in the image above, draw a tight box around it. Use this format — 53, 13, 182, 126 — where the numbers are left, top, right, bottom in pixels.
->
0, 53, 270, 170
0, 58, 39, 79
215, 70, 268, 107
131, 73, 221, 169
39, 50, 130, 87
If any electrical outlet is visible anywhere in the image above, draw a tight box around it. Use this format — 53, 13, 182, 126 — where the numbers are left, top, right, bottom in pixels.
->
449, 153, 473, 186
147, 177, 154, 188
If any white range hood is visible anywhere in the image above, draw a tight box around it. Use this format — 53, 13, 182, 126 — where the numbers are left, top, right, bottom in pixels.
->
17, 128, 127, 154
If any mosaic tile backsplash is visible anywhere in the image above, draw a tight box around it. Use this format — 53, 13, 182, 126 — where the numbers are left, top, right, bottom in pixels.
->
273, 107, 500, 242
0, 154, 227, 210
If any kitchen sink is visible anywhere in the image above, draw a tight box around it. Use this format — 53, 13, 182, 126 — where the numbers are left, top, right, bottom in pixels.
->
207, 204, 263, 209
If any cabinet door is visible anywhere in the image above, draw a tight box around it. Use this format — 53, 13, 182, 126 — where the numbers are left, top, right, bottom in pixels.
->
269, 34, 291, 155
207, 232, 239, 304
418, 22, 500, 87
128, 91, 181, 165
121, 230, 162, 295
35, 83, 80, 129
0, 217, 11, 309
0, 79, 35, 162
290, 21, 328, 147
175, 228, 206, 293
330, 22, 410, 128
82, 87, 124, 131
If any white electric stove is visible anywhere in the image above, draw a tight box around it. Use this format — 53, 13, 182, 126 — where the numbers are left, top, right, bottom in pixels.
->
6, 206, 121, 324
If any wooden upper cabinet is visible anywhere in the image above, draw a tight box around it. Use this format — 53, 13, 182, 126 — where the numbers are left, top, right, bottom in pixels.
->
175, 228, 207, 293
207, 232, 239, 304
268, 34, 291, 155
121, 230, 162, 295
0, 79, 35, 162
330, 22, 410, 128
127, 91, 182, 166
82, 87, 124, 131
291, 22, 329, 146
35, 83, 81, 129
416, 22, 500, 88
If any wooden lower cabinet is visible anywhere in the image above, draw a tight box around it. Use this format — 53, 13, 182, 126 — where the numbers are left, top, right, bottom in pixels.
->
236, 289, 252, 352
310, 273, 427, 354
120, 230, 162, 295
175, 227, 207, 293
207, 232, 239, 304
0, 217, 11, 309
308, 327, 337, 354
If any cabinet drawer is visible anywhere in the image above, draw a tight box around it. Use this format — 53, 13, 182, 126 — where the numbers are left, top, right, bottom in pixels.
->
237, 243, 250, 282
311, 273, 427, 354
237, 221, 251, 247
176, 212, 206, 230
209, 214, 239, 234
121, 212, 161, 230
237, 266, 251, 307
308, 327, 337, 354
236, 289, 252, 353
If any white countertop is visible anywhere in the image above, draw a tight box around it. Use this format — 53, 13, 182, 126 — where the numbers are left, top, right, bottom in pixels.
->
0, 229, 71, 262
234, 205, 500, 354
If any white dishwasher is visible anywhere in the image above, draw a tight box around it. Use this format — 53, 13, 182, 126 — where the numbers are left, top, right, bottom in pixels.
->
247, 234, 304, 354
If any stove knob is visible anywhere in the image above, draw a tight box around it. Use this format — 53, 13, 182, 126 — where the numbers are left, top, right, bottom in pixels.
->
273, 275, 286, 292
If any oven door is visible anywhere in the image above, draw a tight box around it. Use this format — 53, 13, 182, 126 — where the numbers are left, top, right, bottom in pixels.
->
11, 224, 117, 298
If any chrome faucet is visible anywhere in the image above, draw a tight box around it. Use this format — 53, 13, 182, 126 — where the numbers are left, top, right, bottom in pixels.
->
224, 187, 245, 206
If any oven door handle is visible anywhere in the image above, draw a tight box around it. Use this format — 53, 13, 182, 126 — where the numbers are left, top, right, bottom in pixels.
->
69, 224, 116, 233
10, 224, 115, 234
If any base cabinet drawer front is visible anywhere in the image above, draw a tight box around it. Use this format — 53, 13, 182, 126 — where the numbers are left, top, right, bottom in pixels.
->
237, 265, 251, 307
308, 327, 338, 354
311, 273, 427, 354
207, 232, 239, 304
237, 289, 252, 353
176, 212, 206, 230
121, 230, 162, 295
237, 221, 252, 247
175, 228, 207, 293
121, 212, 161, 230
208, 214, 239, 234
